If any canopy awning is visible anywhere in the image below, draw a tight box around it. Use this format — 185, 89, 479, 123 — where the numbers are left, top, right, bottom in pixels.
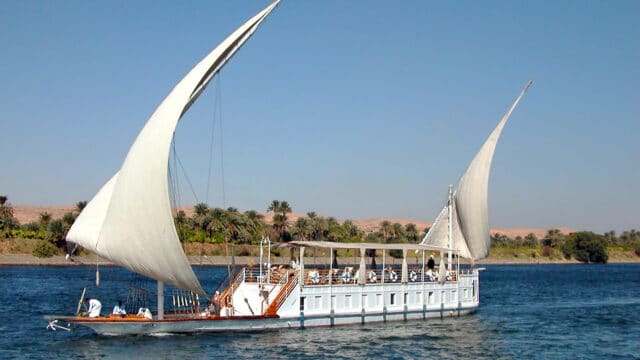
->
285, 241, 455, 253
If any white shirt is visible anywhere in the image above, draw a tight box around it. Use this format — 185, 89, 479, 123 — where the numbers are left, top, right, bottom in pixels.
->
87, 299, 102, 318
112, 304, 126, 315
137, 307, 153, 320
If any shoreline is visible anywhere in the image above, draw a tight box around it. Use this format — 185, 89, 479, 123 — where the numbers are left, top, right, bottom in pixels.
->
1, 253, 638, 266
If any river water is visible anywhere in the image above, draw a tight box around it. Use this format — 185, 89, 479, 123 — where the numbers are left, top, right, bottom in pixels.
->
0, 264, 638, 359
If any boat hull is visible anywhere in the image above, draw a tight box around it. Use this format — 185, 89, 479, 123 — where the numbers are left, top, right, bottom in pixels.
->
50, 305, 477, 336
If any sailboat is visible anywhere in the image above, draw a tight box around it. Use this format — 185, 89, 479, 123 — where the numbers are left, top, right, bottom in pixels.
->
44, 0, 532, 335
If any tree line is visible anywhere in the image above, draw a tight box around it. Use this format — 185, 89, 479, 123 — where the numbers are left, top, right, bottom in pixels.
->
1, 195, 639, 263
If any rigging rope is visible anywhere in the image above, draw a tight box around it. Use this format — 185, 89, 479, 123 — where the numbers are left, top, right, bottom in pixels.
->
205, 76, 219, 205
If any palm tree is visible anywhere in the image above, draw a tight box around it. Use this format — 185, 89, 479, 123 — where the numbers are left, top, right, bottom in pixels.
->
267, 200, 281, 214
46, 219, 66, 247
39, 212, 52, 228
267, 200, 292, 241
62, 212, 76, 228
325, 217, 344, 242
392, 223, 404, 240
292, 218, 312, 241
405, 223, 419, 243
75, 201, 88, 213
0, 195, 14, 219
380, 221, 392, 240
306, 212, 323, 240
194, 203, 209, 216
244, 210, 266, 239
342, 220, 361, 240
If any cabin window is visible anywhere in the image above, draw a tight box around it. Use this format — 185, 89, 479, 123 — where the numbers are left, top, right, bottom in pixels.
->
390, 293, 396, 305
472, 280, 476, 297
428, 291, 434, 305
404, 292, 408, 305
345, 294, 352, 308
300, 296, 305, 311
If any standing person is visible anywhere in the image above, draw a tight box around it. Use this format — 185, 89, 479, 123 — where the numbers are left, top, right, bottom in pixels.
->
427, 254, 435, 271
84, 297, 102, 318
112, 301, 126, 316
212, 291, 221, 316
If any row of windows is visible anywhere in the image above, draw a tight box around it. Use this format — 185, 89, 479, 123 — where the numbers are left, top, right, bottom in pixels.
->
300, 288, 471, 311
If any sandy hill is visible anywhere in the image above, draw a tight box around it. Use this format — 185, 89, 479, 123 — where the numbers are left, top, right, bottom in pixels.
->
11, 205, 574, 239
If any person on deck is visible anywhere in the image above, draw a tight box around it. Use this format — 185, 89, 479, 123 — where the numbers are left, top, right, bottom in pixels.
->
291, 258, 299, 269
137, 307, 153, 319
212, 291, 221, 316
84, 297, 102, 318
427, 255, 435, 271
112, 301, 126, 316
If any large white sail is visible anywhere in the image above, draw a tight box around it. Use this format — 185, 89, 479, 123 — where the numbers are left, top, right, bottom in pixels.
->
67, 1, 281, 296
422, 81, 532, 261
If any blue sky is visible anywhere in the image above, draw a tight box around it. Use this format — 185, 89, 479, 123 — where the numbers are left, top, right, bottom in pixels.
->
1, 1, 638, 234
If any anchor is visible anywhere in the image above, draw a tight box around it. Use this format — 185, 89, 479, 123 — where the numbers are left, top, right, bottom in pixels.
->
47, 319, 71, 332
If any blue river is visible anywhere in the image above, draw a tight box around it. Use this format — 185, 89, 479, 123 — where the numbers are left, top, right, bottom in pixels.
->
0, 263, 638, 359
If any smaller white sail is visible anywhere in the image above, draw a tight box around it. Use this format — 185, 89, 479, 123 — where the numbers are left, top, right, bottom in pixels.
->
421, 200, 472, 259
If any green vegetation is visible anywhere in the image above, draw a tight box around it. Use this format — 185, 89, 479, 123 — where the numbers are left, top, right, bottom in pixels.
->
176, 201, 365, 246
490, 228, 640, 263
1, 195, 83, 256
1, 193, 639, 263
32, 239, 59, 258
565, 232, 608, 263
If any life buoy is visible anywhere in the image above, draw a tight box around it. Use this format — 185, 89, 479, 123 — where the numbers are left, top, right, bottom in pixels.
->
389, 270, 398, 282
310, 271, 320, 284
368, 271, 377, 283
341, 271, 351, 283
409, 270, 417, 282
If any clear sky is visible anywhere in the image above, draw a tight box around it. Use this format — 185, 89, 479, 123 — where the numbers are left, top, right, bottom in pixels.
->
1, 1, 638, 234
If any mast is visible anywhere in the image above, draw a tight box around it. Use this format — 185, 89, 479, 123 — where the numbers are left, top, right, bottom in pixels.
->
447, 184, 453, 268
157, 281, 164, 320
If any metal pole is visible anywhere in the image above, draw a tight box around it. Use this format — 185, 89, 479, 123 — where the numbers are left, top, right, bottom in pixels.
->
259, 237, 264, 286
267, 237, 271, 283
421, 250, 425, 282
447, 184, 453, 269
329, 247, 333, 286
382, 250, 386, 284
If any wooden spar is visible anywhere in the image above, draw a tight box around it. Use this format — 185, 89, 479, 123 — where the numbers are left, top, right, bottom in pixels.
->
75, 287, 87, 315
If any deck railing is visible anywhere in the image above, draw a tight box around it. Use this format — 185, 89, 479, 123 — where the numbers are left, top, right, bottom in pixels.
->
300, 266, 457, 285
218, 268, 245, 309
265, 270, 299, 316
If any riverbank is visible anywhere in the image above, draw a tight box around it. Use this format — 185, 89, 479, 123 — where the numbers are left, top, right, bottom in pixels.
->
1, 252, 638, 266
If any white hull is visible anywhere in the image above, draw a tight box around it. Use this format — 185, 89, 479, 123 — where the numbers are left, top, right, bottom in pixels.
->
68, 308, 477, 336
52, 270, 479, 336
